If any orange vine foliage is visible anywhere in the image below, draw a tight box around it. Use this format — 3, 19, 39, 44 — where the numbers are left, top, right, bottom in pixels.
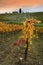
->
22, 18, 41, 44
0, 22, 22, 32
0, 19, 42, 34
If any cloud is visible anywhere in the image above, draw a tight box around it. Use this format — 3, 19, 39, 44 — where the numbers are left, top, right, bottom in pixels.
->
22, 5, 43, 12
0, 0, 43, 13
0, 0, 43, 7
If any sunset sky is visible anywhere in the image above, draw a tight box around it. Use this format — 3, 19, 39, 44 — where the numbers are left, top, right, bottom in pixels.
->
0, 0, 43, 13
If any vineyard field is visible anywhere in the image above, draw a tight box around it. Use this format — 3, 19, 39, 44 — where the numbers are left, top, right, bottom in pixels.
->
0, 12, 43, 65
0, 12, 43, 24
0, 31, 43, 65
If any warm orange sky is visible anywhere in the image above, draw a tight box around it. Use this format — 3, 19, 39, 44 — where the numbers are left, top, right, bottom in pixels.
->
0, 0, 43, 13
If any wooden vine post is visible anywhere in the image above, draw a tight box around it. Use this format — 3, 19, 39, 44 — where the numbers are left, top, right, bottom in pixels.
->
22, 18, 41, 61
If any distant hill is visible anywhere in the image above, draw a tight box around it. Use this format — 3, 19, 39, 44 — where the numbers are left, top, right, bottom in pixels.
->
0, 12, 43, 24
30, 12, 43, 23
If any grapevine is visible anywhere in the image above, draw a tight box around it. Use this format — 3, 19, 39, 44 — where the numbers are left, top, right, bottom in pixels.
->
22, 18, 41, 61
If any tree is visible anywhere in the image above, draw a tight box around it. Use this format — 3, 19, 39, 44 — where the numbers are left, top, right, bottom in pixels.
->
19, 8, 22, 13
